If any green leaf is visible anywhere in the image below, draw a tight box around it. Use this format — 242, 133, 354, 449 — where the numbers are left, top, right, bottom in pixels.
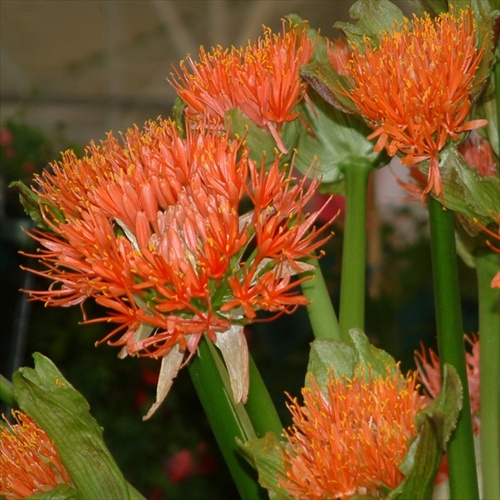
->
407, 0, 449, 16
334, 0, 406, 46
9, 180, 53, 231
388, 364, 463, 499
171, 96, 187, 137
468, 0, 499, 90
422, 146, 500, 228
349, 328, 399, 378
13, 353, 135, 500
307, 338, 357, 388
301, 60, 357, 114
294, 94, 386, 186
415, 364, 463, 445
307, 329, 399, 391
26, 484, 78, 500
224, 107, 300, 162
238, 432, 292, 500
480, 76, 499, 157
388, 415, 443, 499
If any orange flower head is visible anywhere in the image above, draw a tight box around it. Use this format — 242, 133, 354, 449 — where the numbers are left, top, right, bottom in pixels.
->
170, 20, 314, 153
23, 119, 333, 410
0, 411, 72, 499
278, 367, 425, 499
338, 8, 488, 198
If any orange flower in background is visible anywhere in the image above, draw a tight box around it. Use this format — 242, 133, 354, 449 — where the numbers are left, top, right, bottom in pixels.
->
170, 21, 314, 153
415, 334, 480, 434
458, 133, 499, 287
23, 118, 333, 411
327, 37, 351, 76
474, 212, 500, 288
0, 411, 72, 499
458, 132, 497, 178
278, 368, 425, 499
415, 335, 481, 489
337, 8, 488, 198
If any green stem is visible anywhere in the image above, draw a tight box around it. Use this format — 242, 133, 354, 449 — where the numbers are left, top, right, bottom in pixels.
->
476, 250, 500, 500
188, 336, 265, 498
0, 373, 16, 408
338, 159, 372, 341
301, 257, 342, 341
245, 356, 283, 438
428, 196, 479, 499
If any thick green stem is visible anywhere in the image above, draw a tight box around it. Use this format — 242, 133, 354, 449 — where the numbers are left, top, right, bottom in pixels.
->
338, 159, 372, 341
245, 356, 283, 438
188, 337, 265, 498
301, 257, 342, 341
0, 373, 16, 408
428, 197, 479, 499
476, 250, 500, 500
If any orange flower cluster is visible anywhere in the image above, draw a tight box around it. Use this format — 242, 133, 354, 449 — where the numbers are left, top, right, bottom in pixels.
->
279, 368, 425, 499
0, 411, 72, 499
170, 21, 314, 153
336, 8, 488, 197
416, 334, 481, 434
25, 119, 331, 361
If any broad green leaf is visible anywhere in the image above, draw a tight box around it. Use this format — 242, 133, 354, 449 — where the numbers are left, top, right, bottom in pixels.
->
422, 146, 500, 228
335, 0, 406, 46
414, 364, 463, 444
349, 328, 399, 378
294, 94, 386, 186
388, 415, 443, 499
307, 329, 399, 391
307, 338, 357, 389
238, 433, 292, 500
27, 484, 78, 500
407, 0, 449, 16
468, 0, 499, 89
388, 364, 463, 499
13, 353, 135, 500
480, 77, 499, 156
301, 60, 357, 114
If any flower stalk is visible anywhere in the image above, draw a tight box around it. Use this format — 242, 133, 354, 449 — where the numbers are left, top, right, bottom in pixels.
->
301, 256, 342, 341
245, 357, 283, 438
338, 158, 373, 341
428, 196, 479, 499
188, 336, 264, 498
476, 250, 500, 500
